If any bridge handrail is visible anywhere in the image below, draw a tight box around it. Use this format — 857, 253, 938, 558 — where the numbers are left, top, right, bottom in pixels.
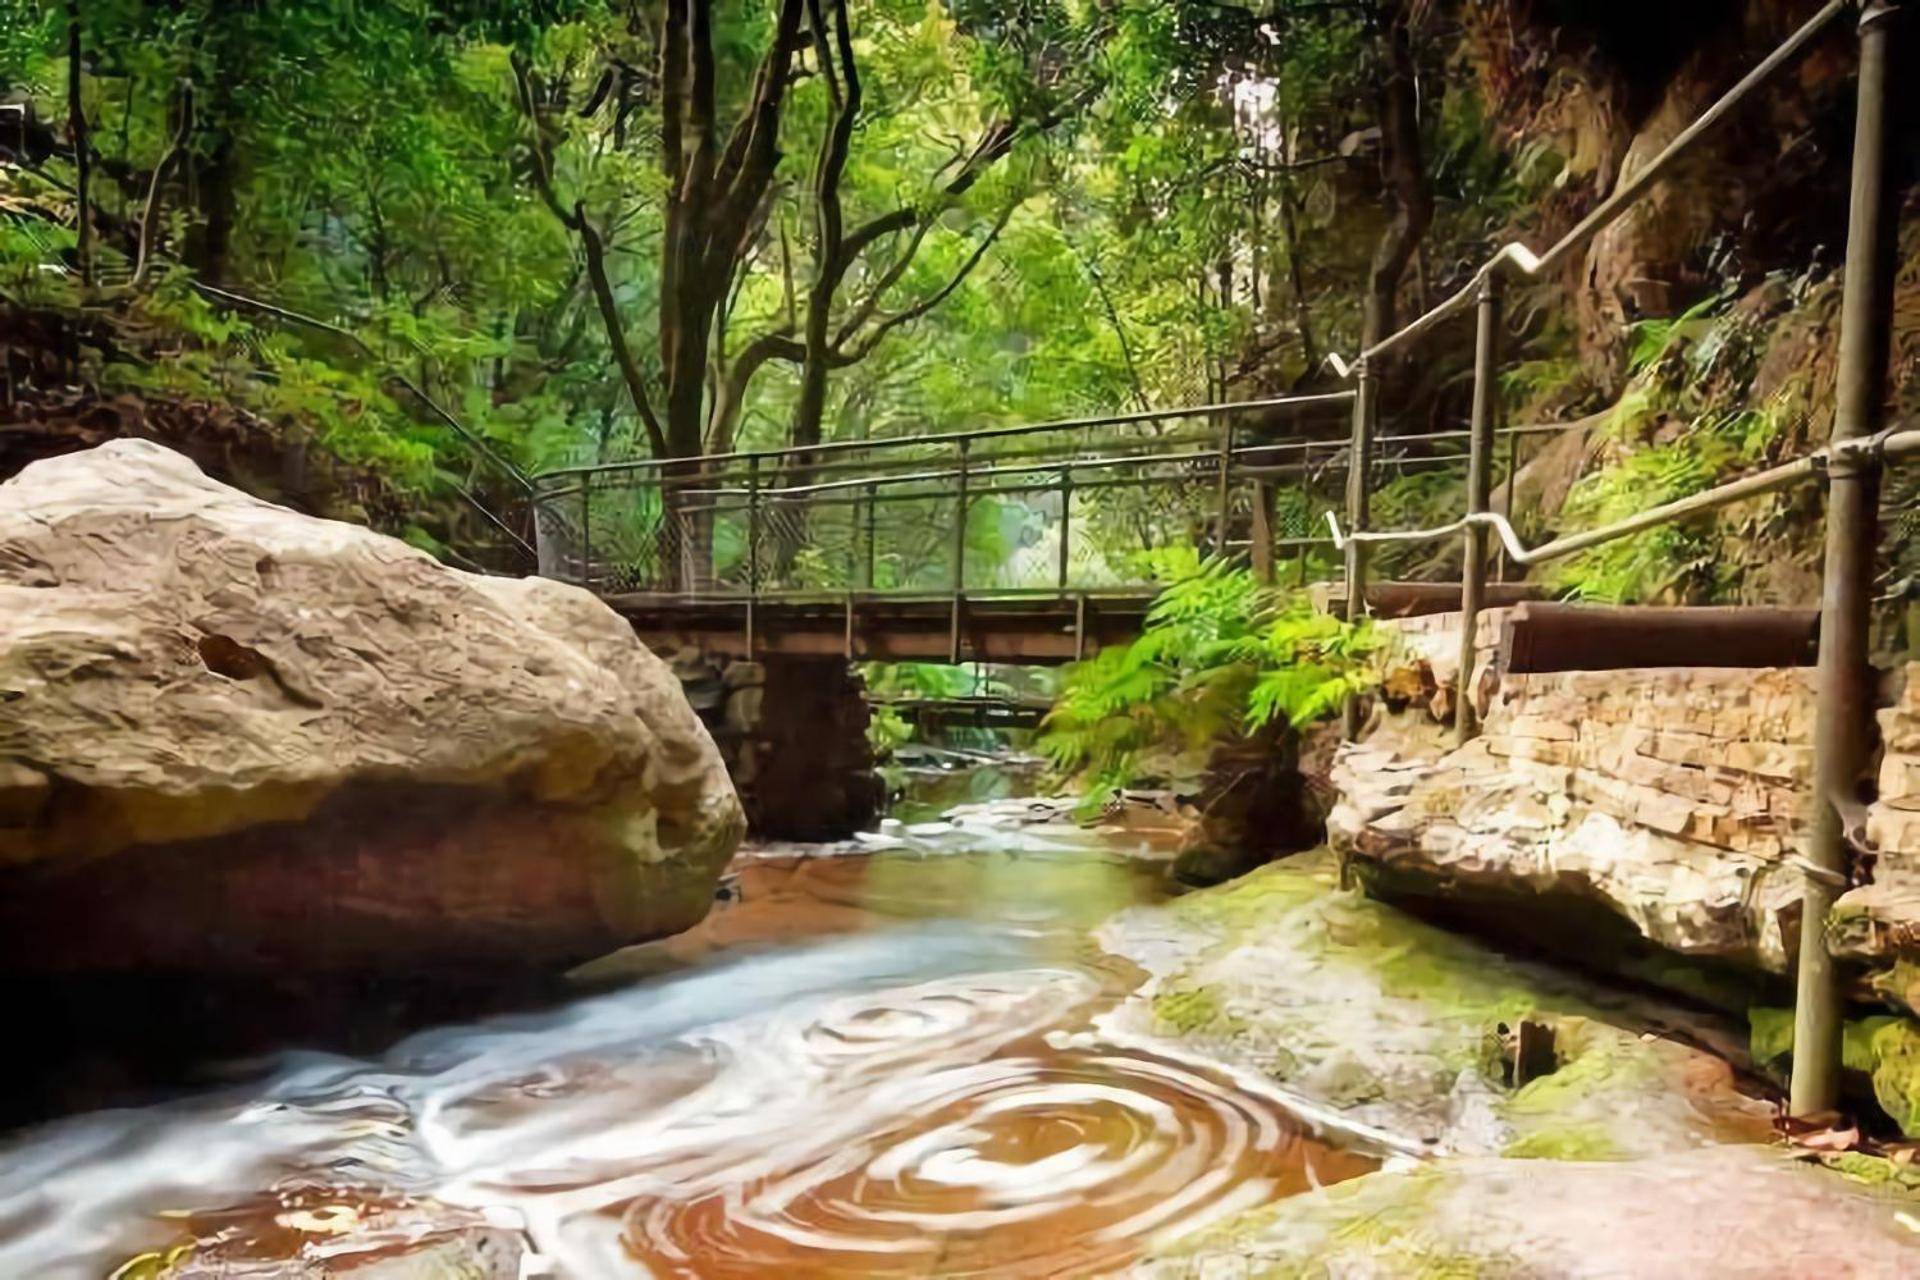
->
530, 417, 1574, 503
529, 391, 1356, 483
645, 430, 1542, 503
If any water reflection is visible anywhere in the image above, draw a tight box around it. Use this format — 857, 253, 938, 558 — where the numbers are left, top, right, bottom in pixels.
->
0, 842, 1375, 1278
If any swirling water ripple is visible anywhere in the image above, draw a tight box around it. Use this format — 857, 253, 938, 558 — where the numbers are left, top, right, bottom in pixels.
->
0, 851, 1376, 1278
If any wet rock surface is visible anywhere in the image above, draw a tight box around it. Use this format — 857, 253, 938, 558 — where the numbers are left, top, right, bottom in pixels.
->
1109, 854, 1920, 1276
1135, 1145, 1920, 1279
8, 760, 1920, 1276
1100, 854, 1772, 1157
0, 440, 742, 974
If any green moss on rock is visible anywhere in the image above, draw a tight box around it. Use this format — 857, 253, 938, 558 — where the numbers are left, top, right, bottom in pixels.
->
1152, 985, 1248, 1038
1749, 1006, 1920, 1136
1871, 1020, 1920, 1136
1114, 856, 1770, 1157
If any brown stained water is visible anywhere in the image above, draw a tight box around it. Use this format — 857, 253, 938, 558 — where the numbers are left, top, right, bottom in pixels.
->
0, 823, 1376, 1278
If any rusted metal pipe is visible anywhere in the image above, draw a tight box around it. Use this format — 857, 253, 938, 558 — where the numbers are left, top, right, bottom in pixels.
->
1791, 0, 1902, 1119
1342, 361, 1378, 740
950, 438, 970, 663
1456, 273, 1502, 745
1057, 467, 1073, 592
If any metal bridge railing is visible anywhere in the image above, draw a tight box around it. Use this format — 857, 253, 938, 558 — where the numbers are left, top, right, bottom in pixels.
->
525, 0, 1908, 1123
528, 393, 1370, 607
1315, 0, 1907, 1119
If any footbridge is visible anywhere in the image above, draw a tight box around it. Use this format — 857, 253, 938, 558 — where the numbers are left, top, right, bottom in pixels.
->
515, 0, 1919, 1120
529, 394, 1355, 663
196, 0, 1912, 1117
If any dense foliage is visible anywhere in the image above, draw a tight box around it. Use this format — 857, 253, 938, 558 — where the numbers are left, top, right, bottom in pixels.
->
1038, 551, 1380, 807
0, 0, 1429, 479
7, 1, 1858, 611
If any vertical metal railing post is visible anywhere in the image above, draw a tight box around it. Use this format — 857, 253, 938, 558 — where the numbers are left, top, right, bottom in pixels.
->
1498, 429, 1520, 582
1341, 360, 1378, 740
1252, 480, 1277, 584
864, 480, 879, 590
1456, 272, 1503, 745
950, 438, 970, 663
1213, 418, 1237, 556
579, 470, 593, 589
1057, 466, 1074, 593
745, 455, 760, 657
1791, 0, 1902, 1118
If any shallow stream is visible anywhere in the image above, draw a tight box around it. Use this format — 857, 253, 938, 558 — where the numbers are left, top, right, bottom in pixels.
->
0, 782, 1377, 1278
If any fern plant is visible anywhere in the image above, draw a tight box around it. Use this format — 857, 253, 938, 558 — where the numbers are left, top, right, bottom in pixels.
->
1038, 552, 1381, 810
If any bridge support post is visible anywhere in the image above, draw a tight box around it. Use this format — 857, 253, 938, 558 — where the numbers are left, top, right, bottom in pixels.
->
1057, 466, 1074, 592
1341, 360, 1377, 740
1213, 419, 1236, 557
950, 438, 970, 664
1456, 272, 1502, 746
579, 470, 592, 590
745, 456, 760, 658
1791, 0, 1901, 1119
1252, 481, 1276, 585
863, 480, 878, 590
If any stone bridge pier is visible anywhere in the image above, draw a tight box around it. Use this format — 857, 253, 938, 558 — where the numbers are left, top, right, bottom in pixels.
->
660, 644, 883, 841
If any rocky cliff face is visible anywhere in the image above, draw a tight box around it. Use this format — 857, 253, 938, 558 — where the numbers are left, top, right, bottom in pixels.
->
0, 440, 743, 974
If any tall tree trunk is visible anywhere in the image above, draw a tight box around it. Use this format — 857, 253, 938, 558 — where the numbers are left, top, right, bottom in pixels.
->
789, 0, 861, 459
1275, 177, 1319, 380
1362, 2, 1433, 357
66, 0, 91, 289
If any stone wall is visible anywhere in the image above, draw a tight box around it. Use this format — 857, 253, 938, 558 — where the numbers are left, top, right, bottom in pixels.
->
1334, 614, 1920, 994
1334, 654, 1813, 972
663, 647, 883, 841
1832, 664, 1920, 994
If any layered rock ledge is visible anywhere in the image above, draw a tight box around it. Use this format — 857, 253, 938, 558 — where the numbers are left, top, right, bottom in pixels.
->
0, 440, 743, 974
1332, 660, 1814, 973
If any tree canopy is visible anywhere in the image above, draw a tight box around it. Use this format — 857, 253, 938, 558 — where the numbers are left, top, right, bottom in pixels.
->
1, 0, 1536, 563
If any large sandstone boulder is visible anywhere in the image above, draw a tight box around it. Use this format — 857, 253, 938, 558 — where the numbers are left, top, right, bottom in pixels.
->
0, 440, 743, 973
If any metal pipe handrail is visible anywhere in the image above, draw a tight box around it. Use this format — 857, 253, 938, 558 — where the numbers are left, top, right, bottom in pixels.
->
1324, 424, 1920, 567
531, 390, 1356, 481
535, 420, 1551, 504
652, 426, 1237, 484
1348, 0, 1850, 367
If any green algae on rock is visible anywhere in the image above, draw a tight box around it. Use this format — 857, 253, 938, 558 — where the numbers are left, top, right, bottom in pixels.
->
1752, 1006, 1920, 1138
1099, 853, 1772, 1158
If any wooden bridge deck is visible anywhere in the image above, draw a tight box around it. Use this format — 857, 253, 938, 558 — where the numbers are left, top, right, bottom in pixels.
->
611, 589, 1157, 663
